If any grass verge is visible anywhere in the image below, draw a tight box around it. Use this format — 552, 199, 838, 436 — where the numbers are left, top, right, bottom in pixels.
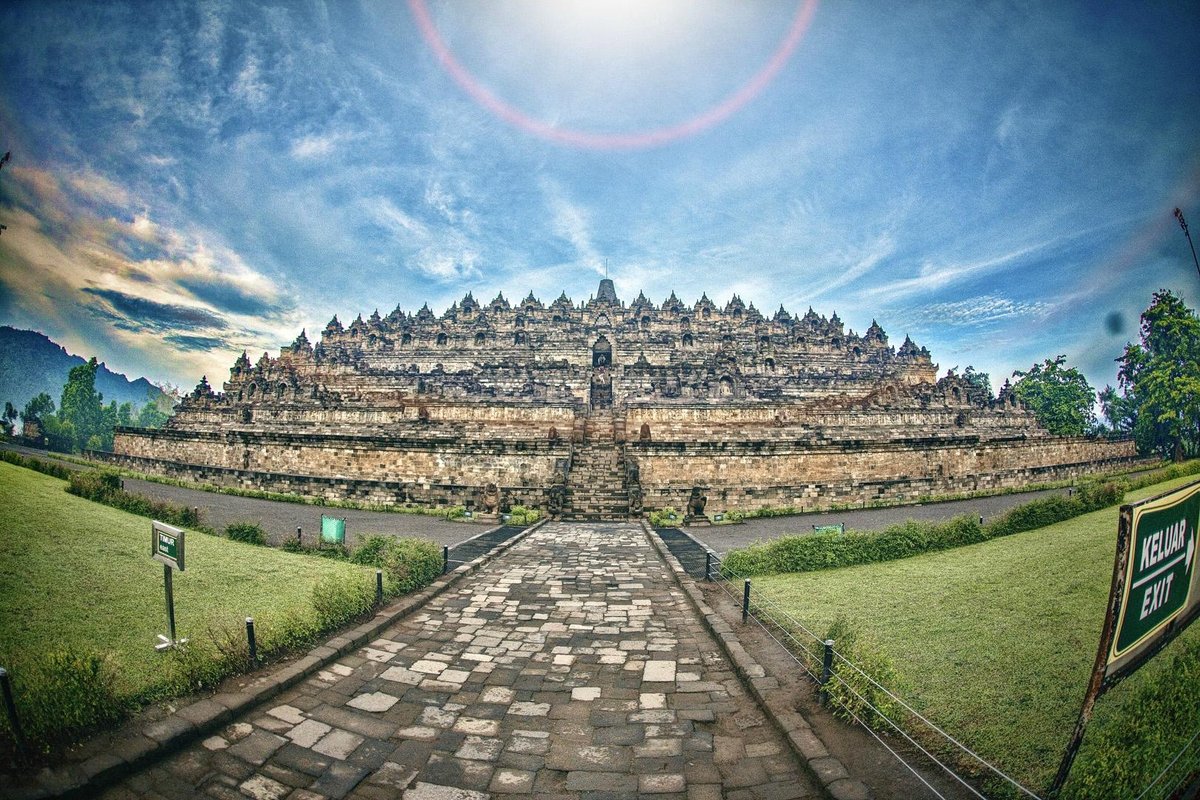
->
0, 461, 439, 761
749, 473, 1200, 796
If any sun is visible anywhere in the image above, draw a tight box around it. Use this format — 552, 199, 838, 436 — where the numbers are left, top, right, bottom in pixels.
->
408, 0, 819, 150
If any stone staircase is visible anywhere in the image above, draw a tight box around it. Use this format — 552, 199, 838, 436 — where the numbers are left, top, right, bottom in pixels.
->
563, 410, 630, 521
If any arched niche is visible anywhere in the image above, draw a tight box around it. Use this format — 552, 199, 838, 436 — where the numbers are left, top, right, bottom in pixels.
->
593, 335, 613, 367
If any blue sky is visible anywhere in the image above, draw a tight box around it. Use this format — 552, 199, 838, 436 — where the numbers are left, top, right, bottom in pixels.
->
0, 0, 1197, 400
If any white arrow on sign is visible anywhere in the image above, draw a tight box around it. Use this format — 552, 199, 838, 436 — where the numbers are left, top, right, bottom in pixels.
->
1188, 525, 1195, 573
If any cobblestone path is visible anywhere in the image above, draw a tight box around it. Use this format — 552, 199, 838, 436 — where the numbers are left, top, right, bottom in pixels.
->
103, 522, 818, 800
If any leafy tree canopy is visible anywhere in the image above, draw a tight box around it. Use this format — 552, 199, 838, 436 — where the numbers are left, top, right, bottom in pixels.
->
961, 366, 993, 402
1012, 355, 1096, 436
59, 357, 104, 452
1114, 290, 1200, 460
20, 392, 55, 425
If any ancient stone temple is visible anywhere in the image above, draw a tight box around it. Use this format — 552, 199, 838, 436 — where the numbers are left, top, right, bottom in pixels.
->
111, 279, 1138, 520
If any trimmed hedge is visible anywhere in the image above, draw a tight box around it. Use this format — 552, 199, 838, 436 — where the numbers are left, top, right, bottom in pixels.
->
349, 535, 443, 594
722, 479, 1127, 577
0, 450, 73, 481
66, 469, 199, 527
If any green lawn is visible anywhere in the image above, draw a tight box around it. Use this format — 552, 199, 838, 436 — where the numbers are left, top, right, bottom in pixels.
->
0, 461, 377, 697
752, 474, 1200, 794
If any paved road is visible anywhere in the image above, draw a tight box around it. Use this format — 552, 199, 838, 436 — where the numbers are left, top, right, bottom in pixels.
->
103, 522, 818, 799
1, 443, 487, 548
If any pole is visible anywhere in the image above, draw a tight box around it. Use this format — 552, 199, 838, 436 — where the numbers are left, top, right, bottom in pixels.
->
1176, 208, 1200, 280
821, 640, 835, 706
164, 564, 176, 643
245, 617, 257, 664
443, 545, 449, 574
705, 551, 712, 581
375, 569, 384, 604
742, 579, 751, 623
0, 667, 26, 757
296, 526, 302, 546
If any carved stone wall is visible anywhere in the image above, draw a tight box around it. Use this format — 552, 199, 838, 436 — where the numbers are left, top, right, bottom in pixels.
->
114, 279, 1142, 516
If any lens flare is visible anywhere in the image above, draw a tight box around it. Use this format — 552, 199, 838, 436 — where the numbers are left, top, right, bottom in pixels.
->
408, 0, 819, 150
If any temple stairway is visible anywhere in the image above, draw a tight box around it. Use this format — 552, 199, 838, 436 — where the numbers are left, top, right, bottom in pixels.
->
563, 410, 629, 521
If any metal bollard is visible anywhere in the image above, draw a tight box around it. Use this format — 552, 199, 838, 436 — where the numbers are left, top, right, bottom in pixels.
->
246, 617, 257, 664
0, 667, 26, 756
820, 639, 834, 706
979, 515, 984, 525
705, 551, 713, 582
742, 579, 751, 623
296, 526, 302, 546
375, 569, 384, 604
443, 545, 450, 574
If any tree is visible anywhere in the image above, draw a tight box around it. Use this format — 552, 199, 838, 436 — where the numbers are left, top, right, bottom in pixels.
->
136, 402, 170, 429
1114, 290, 1200, 460
1012, 355, 1096, 436
1098, 385, 1137, 435
117, 402, 135, 427
961, 366, 993, 403
59, 357, 104, 451
41, 416, 75, 453
1, 402, 16, 436
20, 392, 55, 434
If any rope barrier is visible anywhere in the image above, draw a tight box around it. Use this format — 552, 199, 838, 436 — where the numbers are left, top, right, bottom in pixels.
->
701, 549, 1043, 800
1132, 725, 1200, 800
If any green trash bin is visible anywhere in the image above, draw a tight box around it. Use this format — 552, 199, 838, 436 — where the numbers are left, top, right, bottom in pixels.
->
320, 515, 346, 545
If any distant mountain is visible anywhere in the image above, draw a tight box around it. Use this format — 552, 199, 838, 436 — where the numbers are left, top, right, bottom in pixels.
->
0, 326, 166, 414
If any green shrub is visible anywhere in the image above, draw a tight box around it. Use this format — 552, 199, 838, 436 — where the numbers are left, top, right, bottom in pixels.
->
257, 612, 321, 654
722, 478, 1134, 577
350, 535, 442, 595
649, 507, 681, 527
1075, 479, 1126, 510
822, 617, 907, 731
984, 495, 1084, 538
157, 640, 236, 697
1063, 638, 1200, 800
311, 574, 375, 628
0, 450, 72, 480
0, 649, 127, 756
225, 522, 267, 546
506, 505, 540, 525
66, 469, 199, 527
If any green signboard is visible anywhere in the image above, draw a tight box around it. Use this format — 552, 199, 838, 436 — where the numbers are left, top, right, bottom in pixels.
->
321, 515, 346, 545
1051, 478, 1200, 793
151, 521, 186, 571
1108, 480, 1200, 671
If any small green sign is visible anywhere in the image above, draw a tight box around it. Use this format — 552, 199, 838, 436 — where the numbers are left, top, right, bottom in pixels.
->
1110, 481, 1200, 664
151, 521, 186, 571
321, 515, 346, 545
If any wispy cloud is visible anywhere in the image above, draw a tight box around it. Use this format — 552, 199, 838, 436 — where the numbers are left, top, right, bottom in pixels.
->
0, 163, 301, 385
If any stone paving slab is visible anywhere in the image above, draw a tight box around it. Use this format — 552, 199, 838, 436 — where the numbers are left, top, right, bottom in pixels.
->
100, 522, 819, 799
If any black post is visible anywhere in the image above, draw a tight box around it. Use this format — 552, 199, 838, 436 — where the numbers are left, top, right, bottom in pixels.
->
742, 579, 751, 623
245, 617, 257, 664
443, 545, 449, 574
821, 639, 835, 706
0, 667, 26, 756
375, 569, 384, 604
979, 515, 984, 526
164, 564, 176, 642
705, 551, 712, 582
1175, 207, 1200, 280
296, 526, 302, 546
